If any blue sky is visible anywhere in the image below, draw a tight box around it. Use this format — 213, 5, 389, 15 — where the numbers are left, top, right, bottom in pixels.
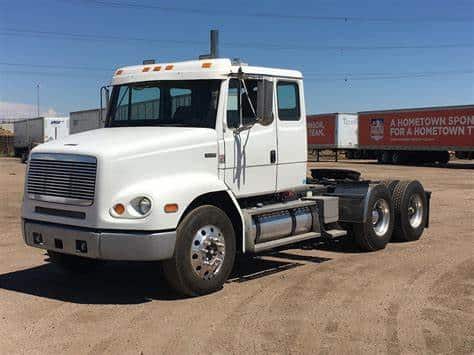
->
0, 0, 473, 118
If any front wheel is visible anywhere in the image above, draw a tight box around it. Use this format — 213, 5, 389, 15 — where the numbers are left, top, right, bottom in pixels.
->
163, 205, 236, 297
352, 184, 394, 251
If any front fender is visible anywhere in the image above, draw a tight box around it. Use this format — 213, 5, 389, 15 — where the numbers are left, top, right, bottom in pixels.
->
100, 172, 234, 230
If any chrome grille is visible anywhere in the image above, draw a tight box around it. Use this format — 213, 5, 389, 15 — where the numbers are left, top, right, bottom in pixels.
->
27, 153, 97, 206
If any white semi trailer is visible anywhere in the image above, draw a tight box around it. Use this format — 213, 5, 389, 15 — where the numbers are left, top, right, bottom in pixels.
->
14, 116, 69, 162
21, 57, 431, 296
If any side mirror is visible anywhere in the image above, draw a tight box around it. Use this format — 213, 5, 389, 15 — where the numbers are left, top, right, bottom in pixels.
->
257, 79, 273, 125
100, 86, 110, 123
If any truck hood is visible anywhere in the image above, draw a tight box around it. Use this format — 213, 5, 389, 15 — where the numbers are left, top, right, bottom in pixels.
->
32, 127, 218, 159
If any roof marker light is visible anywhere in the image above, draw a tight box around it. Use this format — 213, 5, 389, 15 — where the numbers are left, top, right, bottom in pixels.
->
202, 62, 212, 68
142, 67, 151, 72
165, 65, 174, 71
153, 66, 162, 71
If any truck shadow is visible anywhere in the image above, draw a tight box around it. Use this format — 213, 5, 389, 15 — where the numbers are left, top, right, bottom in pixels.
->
228, 253, 331, 283
0, 251, 332, 304
300, 236, 363, 254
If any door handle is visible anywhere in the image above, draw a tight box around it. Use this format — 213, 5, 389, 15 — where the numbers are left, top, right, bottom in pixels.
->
270, 150, 276, 164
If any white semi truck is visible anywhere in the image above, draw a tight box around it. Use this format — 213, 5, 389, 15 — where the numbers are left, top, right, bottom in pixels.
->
22, 56, 431, 296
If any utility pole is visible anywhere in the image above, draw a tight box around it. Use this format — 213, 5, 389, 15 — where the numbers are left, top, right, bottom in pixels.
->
36, 83, 40, 117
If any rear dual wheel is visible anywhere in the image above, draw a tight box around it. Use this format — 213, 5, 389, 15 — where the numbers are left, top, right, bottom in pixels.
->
353, 184, 394, 251
380, 179, 428, 241
392, 180, 427, 241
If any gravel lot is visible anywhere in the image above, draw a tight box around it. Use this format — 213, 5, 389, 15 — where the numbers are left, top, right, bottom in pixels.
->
0, 157, 472, 354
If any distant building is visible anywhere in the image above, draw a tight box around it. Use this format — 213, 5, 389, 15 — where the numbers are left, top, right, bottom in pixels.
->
70, 108, 106, 134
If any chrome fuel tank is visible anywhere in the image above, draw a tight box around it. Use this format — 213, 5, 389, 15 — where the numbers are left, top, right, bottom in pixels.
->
250, 207, 314, 243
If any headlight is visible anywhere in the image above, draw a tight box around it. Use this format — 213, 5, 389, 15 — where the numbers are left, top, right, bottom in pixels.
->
110, 196, 153, 219
137, 197, 152, 215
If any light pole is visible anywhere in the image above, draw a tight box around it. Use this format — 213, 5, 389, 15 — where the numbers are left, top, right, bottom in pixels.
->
36, 84, 40, 117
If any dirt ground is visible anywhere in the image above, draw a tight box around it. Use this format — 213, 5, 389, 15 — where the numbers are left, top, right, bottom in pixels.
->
0, 157, 472, 354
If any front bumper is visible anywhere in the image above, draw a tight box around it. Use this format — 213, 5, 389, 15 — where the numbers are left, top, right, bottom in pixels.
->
23, 219, 176, 261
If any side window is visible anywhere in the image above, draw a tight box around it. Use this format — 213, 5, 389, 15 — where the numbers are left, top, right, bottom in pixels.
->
227, 80, 240, 128
226, 79, 260, 128
277, 81, 300, 121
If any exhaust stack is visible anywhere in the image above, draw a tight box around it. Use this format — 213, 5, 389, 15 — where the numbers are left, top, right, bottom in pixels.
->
199, 29, 219, 59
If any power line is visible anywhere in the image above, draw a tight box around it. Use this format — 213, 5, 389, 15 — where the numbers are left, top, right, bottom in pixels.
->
74, 0, 474, 23
0, 69, 110, 79
0, 62, 113, 72
0, 28, 206, 46
1, 28, 473, 52
2, 62, 473, 78
307, 70, 474, 81
305, 69, 474, 78
1, 68, 473, 81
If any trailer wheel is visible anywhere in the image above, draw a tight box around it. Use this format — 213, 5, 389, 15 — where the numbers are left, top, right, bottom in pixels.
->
47, 250, 101, 273
163, 205, 236, 297
392, 180, 427, 242
392, 151, 404, 165
437, 151, 450, 165
352, 184, 394, 251
380, 151, 392, 164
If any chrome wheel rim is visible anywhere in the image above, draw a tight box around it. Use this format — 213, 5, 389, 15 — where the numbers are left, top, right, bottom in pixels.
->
190, 225, 225, 280
408, 194, 423, 228
371, 199, 390, 237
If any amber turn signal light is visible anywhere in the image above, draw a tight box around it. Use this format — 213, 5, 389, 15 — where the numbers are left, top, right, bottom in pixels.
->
113, 203, 126, 215
164, 204, 178, 213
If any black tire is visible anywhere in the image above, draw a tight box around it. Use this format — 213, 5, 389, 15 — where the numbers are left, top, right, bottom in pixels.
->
437, 151, 450, 165
392, 151, 404, 165
47, 250, 101, 273
381, 179, 400, 195
392, 180, 427, 242
352, 184, 394, 251
162, 205, 236, 297
381, 151, 392, 164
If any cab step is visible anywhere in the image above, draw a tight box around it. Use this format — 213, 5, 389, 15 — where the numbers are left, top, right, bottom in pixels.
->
252, 231, 321, 253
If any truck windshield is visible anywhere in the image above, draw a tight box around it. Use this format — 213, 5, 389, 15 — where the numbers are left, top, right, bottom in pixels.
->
106, 80, 221, 128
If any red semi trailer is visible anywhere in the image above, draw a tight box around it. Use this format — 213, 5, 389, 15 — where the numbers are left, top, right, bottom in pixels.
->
353, 105, 474, 164
307, 105, 474, 164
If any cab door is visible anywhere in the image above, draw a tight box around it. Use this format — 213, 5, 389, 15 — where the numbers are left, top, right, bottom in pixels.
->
221, 78, 277, 197
275, 79, 307, 190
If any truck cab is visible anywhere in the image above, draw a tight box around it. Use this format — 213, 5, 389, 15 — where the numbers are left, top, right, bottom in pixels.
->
22, 58, 430, 296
